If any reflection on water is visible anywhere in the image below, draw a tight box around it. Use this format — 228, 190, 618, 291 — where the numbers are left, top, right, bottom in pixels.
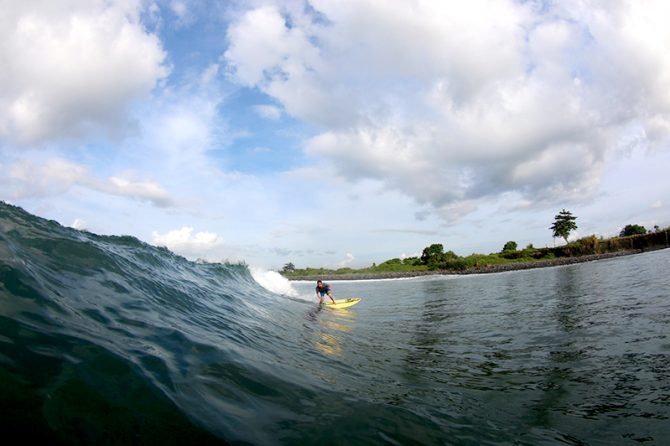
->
321, 317, 353, 333
315, 332, 342, 357
303, 305, 357, 358
290, 251, 670, 444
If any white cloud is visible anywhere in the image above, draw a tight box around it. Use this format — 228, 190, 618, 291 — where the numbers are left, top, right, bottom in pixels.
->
98, 176, 174, 207
337, 253, 354, 268
0, 158, 174, 207
224, 0, 670, 223
0, 0, 168, 145
137, 64, 228, 175
170, 0, 188, 19
225, 5, 320, 87
252, 104, 282, 121
3, 158, 87, 197
151, 226, 223, 259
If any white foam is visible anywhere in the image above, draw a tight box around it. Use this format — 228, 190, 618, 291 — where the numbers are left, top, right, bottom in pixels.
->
250, 268, 303, 299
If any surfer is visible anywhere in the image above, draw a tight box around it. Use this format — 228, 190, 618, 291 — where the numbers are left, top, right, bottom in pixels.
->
315, 280, 336, 304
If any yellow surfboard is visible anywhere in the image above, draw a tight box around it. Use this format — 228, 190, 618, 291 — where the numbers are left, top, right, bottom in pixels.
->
323, 298, 362, 309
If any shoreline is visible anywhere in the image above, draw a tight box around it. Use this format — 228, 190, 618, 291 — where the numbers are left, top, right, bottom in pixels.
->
285, 248, 661, 281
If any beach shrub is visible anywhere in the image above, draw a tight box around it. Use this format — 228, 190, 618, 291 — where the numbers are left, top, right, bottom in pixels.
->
620, 224, 647, 237
421, 244, 444, 265
402, 256, 422, 266
530, 248, 554, 259
502, 250, 524, 259
336, 267, 356, 274
420, 244, 459, 268
574, 235, 599, 255
502, 241, 517, 252
442, 258, 468, 270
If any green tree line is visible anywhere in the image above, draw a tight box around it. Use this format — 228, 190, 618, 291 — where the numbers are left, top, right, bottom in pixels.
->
282, 211, 667, 276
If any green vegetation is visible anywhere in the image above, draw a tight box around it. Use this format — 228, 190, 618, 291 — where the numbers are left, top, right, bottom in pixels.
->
550, 209, 578, 243
420, 244, 460, 269
502, 241, 518, 252
280, 214, 670, 279
284, 257, 429, 278
282, 262, 296, 273
620, 224, 647, 237
281, 245, 555, 278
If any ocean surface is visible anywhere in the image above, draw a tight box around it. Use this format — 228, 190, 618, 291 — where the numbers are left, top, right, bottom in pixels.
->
1, 202, 669, 445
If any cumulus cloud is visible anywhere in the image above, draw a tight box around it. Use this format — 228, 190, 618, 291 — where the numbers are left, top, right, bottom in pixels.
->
96, 176, 174, 207
0, 0, 168, 145
337, 253, 354, 268
3, 158, 87, 198
0, 158, 174, 207
224, 0, 670, 221
151, 227, 223, 259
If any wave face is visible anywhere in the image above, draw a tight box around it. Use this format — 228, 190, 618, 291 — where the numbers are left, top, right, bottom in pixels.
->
0, 202, 311, 444
2, 202, 670, 445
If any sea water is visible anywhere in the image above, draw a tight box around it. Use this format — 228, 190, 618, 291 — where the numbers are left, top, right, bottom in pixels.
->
1, 202, 669, 445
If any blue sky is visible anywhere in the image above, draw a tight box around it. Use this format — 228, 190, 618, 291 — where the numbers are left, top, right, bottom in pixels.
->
1, 0, 669, 270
